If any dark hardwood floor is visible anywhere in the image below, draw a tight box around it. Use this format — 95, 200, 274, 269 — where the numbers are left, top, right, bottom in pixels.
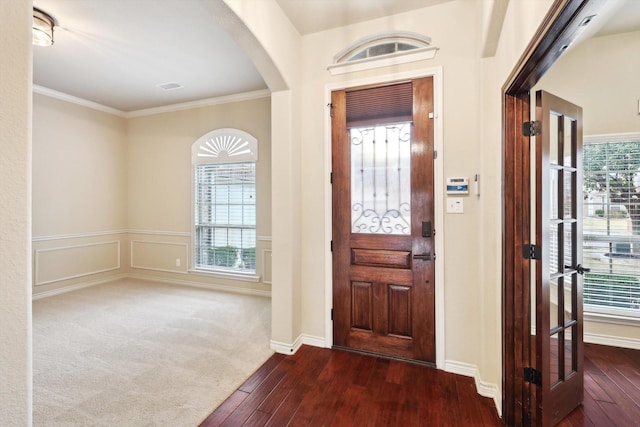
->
561, 343, 640, 427
200, 345, 502, 426
200, 343, 640, 427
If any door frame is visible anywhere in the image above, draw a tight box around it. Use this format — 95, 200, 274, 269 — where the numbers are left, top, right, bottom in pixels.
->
324, 66, 445, 369
502, 0, 607, 425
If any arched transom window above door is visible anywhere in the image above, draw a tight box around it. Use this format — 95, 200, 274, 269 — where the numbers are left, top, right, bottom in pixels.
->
328, 31, 439, 75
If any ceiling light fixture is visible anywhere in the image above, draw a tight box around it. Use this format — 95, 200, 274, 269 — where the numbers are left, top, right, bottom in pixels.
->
33, 7, 55, 46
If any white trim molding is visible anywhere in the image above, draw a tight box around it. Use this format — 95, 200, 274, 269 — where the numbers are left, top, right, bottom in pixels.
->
33, 85, 126, 117
585, 332, 640, 350
33, 84, 271, 119
130, 240, 189, 274
323, 66, 446, 369
33, 229, 128, 242
129, 274, 270, 298
35, 240, 121, 286
127, 89, 271, 118
33, 85, 271, 119
329, 31, 439, 76
271, 335, 304, 355
270, 333, 327, 355
33, 275, 127, 300
328, 47, 439, 76
128, 229, 191, 237
584, 131, 640, 144
189, 268, 260, 283
262, 248, 273, 285
445, 360, 502, 417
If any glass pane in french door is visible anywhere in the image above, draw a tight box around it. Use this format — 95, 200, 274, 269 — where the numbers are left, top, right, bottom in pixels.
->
548, 110, 578, 383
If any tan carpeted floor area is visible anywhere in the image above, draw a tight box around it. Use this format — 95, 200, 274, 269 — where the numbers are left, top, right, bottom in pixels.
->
33, 278, 273, 426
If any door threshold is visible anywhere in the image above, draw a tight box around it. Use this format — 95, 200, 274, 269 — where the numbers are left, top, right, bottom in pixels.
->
332, 345, 436, 368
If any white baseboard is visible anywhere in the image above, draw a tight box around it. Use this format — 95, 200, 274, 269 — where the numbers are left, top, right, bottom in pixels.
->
271, 334, 304, 355
585, 332, 640, 350
270, 333, 327, 355
128, 274, 271, 298
32, 274, 127, 300
33, 273, 271, 301
444, 360, 502, 417
301, 334, 327, 348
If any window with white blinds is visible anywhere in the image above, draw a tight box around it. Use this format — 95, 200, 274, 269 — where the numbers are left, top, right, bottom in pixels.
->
192, 129, 258, 274
583, 137, 640, 317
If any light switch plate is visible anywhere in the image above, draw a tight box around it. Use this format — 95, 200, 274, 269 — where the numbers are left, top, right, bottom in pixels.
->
447, 197, 464, 214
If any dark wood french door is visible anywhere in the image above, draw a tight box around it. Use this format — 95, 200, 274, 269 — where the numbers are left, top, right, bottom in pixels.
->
534, 90, 584, 426
331, 77, 435, 363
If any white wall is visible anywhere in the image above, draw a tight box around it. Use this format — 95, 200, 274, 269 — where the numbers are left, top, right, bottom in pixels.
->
0, 0, 33, 424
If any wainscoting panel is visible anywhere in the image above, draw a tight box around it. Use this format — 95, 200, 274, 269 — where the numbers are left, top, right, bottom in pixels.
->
130, 240, 189, 274
35, 241, 121, 286
263, 248, 272, 285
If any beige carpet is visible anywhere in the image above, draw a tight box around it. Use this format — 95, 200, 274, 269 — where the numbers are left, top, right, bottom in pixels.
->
33, 278, 273, 426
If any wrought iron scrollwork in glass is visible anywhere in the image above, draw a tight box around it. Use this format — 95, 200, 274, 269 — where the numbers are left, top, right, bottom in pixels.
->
351, 123, 411, 235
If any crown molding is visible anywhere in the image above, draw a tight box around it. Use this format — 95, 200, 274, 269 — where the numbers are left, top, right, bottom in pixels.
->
33, 85, 271, 119
33, 85, 127, 118
126, 89, 271, 118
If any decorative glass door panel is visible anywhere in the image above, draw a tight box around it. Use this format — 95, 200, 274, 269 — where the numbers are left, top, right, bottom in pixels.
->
350, 123, 411, 235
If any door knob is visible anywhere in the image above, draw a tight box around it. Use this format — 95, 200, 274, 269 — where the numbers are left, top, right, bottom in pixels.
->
566, 264, 590, 275
575, 264, 590, 275
413, 253, 431, 261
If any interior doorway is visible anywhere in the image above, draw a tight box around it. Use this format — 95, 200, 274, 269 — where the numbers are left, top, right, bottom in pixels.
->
502, 0, 609, 425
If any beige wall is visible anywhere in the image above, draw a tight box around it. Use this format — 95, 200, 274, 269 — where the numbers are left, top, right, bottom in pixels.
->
228, 0, 556, 409
298, 0, 482, 359
477, 0, 556, 401
538, 29, 640, 135
32, 94, 129, 297
31, 93, 272, 296
537, 29, 640, 345
32, 94, 128, 297
221, 0, 304, 346
126, 96, 272, 294
0, 0, 33, 423
32, 94, 127, 236
0, 0, 569, 420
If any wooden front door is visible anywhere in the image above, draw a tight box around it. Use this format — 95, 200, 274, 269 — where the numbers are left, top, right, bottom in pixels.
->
534, 90, 584, 426
331, 77, 435, 363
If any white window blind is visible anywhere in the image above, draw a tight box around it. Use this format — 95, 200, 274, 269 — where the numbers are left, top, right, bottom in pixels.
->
583, 138, 640, 316
194, 163, 256, 272
192, 128, 258, 275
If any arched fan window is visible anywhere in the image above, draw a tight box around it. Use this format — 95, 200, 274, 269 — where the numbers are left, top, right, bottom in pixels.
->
192, 129, 258, 274
328, 31, 438, 75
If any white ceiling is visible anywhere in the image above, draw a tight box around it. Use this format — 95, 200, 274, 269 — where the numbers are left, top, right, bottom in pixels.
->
32, 0, 640, 114
274, 0, 454, 35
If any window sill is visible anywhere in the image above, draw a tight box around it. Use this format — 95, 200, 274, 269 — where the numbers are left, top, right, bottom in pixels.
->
189, 268, 261, 283
585, 309, 640, 327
